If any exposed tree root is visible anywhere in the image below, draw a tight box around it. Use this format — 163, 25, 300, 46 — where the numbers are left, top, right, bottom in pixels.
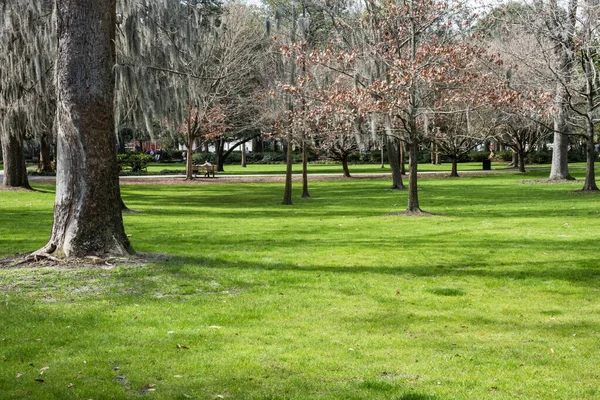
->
0, 252, 168, 270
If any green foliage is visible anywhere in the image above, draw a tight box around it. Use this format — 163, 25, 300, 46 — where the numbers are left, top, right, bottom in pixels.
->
470, 151, 491, 162
497, 150, 513, 162
526, 149, 552, 164
117, 153, 154, 173
192, 152, 217, 164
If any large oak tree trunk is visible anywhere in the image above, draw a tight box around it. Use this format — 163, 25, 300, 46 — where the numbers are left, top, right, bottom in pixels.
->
1, 130, 31, 189
41, 0, 131, 258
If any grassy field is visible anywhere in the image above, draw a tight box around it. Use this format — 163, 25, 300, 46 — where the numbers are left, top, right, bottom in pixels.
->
1, 170, 599, 399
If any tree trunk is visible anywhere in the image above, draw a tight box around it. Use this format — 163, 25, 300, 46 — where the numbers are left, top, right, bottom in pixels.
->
185, 143, 194, 180
1, 130, 31, 189
449, 156, 459, 177
341, 155, 351, 178
241, 145, 247, 168
40, 0, 132, 258
301, 139, 310, 198
581, 120, 598, 191
386, 135, 404, 189
518, 151, 526, 173
39, 131, 54, 173
380, 140, 385, 168
549, 89, 573, 180
510, 150, 518, 168
406, 140, 422, 213
215, 138, 225, 172
400, 141, 406, 175
282, 133, 293, 205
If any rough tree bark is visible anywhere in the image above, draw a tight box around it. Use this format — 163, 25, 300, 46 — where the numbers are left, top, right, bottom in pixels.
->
37, 0, 132, 258
386, 135, 405, 189
301, 140, 310, 198
449, 156, 459, 177
548, 0, 577, 181
406, 139, 422, 213
1, 130, 31, 189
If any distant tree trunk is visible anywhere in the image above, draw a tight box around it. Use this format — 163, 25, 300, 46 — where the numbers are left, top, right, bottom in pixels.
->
185, 142, 194, 180
406, 140, 422, 213
38, 0, 132, 259
581, 120, 598, 191
241, 145, 247, 168
549, 93, 573, 180
341, 155, 351, 178
301, 139, 310, 198
380, 140, 385, 168
386, 135, 404, 190
400, 141, 406, 175
39, 131, 53, 173
1, 130, 31, 189
449, 156, 459, 177
518, 152, 526, 173
215, 138, 225, 172
510, 150, 518, 168
282, 133, 293, 205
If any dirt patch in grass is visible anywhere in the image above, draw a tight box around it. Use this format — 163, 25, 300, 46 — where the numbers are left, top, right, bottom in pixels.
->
0, 252, 169, 270
519, 178, 580, 184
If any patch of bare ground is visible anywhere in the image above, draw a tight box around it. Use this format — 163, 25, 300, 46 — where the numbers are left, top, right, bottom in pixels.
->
519, 179, 580, 184
0, 252, 169, 270
386, 211, 436, 217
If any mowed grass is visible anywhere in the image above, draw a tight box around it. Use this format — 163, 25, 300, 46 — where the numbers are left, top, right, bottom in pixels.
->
1, 170, 599, 399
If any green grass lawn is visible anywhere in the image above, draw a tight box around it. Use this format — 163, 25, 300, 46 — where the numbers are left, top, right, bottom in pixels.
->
1, 170, 599, 399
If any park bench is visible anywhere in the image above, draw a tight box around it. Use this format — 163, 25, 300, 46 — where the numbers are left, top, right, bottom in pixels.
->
192, 163, 217, 178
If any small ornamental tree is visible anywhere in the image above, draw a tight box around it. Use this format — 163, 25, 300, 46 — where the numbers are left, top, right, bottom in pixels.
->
178, 104, 228, 180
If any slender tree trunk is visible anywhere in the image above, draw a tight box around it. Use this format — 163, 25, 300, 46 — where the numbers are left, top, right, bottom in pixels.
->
582, 120, 598, 191
215, 138, 225, 172
380, 139, 385, 168
400, 141, 406, 175
185, 143, 194, 180
406, 140, 422, 213
241, 145, 247, 168
1, 130, 31, 189
39, 131, 53, 173
341, 155, 351, 178
518, 151, 526, 173
386, 135, 404, 189
449, 156, 459, 177
39, 0, 131, 258
282, 132, 293, 205
301, 139, 310, 198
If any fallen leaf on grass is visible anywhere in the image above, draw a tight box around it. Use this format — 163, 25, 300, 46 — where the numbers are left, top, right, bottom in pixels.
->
209, 326, 222, 329
140, 383, 155, 393
174, 375, 183, 378
39, 366, 49, 375
16, 373, 22, 378
176, 344, 189, 350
